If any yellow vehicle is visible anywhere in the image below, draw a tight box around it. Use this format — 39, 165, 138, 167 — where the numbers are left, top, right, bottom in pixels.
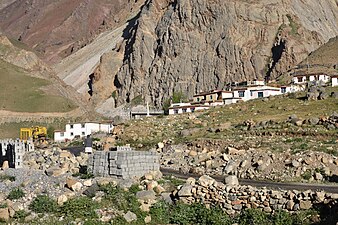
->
20, 126, 48, 142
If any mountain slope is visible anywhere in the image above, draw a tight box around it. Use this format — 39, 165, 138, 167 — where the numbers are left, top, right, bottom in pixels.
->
110, 0, 338, 108
0, 0, 144, 63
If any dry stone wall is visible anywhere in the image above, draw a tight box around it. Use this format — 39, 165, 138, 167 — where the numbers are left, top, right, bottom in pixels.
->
88, 148, 160, 179
174, 175, 338, 215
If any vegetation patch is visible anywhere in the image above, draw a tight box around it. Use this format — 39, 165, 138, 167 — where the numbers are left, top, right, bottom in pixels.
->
7, 188, 25, 200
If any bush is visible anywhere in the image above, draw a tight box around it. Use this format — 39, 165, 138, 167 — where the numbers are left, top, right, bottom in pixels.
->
237, 208, 271, 225
13, 210, 29, 221
7, 188, 25, 200
272, 210, 293, 225
29, 195, 58, 213
0, 175, 15, 182
60, 196, 98, 219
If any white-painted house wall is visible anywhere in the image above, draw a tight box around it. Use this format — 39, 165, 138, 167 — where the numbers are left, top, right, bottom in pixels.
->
331, 77, 338, 87
54, 123, 113, 142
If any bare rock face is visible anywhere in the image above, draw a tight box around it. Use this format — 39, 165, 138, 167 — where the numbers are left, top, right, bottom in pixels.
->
113, 0, 338, 107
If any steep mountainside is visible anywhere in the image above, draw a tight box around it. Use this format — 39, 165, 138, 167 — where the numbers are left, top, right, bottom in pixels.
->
109, 0, 338, 108
0, 0, 144, 63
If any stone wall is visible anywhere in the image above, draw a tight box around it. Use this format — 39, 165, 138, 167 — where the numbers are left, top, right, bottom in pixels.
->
174, 175, 338, 215
0, 139, 34, 168
88, 148, 160, 179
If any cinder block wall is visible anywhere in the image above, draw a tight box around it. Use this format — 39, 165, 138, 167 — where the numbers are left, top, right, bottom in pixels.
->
88, 149, 160, 179
0, 139, 34, 168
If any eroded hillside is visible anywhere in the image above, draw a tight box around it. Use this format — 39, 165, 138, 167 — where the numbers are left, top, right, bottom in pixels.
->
111, 0, 338, 108
0, 0, 144, 63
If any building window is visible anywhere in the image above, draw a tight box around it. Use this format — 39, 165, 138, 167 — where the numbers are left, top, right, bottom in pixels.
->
210, 95, 213, 100
183, 109, 187, 113
81, 124, 85, 128
191, 108, 195, 113
82, 132, 85, 135
70, 132, 74, 136
297, 77, 302, 83
281, 87, 286, 93
70, 124, 74, 129
250, 91, 254, 96
60, 132, 64, 137
174, 109, 179, 114
258, 92, 264, 98
197, 98, 200, 102
18, 156, 20, 159
239, 91, 245, 97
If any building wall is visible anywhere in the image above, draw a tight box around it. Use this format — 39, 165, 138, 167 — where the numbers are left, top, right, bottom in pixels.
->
54, 123, 113, 142
332, 77, 338, 87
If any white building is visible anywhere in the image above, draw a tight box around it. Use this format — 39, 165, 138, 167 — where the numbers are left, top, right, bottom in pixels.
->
232, 85, 281, 101
168, 81, 300, 115
54, 122, 113, 142
168, 103, 210, 115
292, 73, 331, 85
332, 75, 338, 87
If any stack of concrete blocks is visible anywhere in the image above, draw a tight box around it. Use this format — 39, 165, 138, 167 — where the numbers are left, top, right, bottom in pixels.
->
0, 139, 34, 168
88, 148, 160, 179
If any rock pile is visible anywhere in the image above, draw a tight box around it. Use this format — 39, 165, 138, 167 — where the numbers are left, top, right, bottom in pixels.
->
160, 143, 338, 182
174, 175, 338, 215
24, 147, 89, 176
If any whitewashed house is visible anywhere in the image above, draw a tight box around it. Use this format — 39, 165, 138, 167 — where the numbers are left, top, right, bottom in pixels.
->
168, 103, 210, 115
168, 80, 299, 115
232, 86, 281, 101
332, 75, 338, 87
54, 122, 113, 142
292, 73, 331, 85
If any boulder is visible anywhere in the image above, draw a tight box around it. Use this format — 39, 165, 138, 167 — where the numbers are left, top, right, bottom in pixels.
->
123, 211, 137, 223
299, 201, 312, 210
0, 208, 9, 221
224, 176, 239, 186
178, 184, 193, 197
66, 178, 83, 192
144, 215, 152, 224
1, 161, 9, 170
136, 190, 156, 201
198, 175, 215, 187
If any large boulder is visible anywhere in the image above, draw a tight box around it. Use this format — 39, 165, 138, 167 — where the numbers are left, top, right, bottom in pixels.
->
224, 175, 239, 186
198, 175, 215, 187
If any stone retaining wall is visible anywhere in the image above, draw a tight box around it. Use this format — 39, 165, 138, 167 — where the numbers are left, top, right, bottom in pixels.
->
0, 139, 34, 168
88, 149, 160, 179
174, 175, 338, 215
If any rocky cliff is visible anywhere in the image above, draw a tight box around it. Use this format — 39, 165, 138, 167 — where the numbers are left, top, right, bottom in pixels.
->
111, 0, 338, 108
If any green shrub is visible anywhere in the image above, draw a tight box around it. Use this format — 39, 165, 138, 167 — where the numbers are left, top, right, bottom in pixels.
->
272, 210, 293, 225
150, 201, 170, 225
237, 208, 271, 225
0, 175, 15, 182
0, 203, 7, 209
101, 185, 146, 222
7, 188, 25, 200
29, 195, 58, 213
60, 196, 98, 219
301, 170, 312, 180
13, 210, 29, 221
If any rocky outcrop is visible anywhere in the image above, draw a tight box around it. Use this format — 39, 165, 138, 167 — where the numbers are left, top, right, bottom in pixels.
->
113, 0, 338, 107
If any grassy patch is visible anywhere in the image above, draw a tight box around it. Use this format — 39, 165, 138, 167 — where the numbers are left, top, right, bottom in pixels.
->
7, 188, 25, 200
0, 175, 15, 182
0, 59, 76, 112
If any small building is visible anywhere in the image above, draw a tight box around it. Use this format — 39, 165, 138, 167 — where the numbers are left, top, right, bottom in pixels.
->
232, 85, 281, 101
332, 75, 338, 87
54, 122, 114, 142
292, 73, 331, 85
168, 103, 210, 115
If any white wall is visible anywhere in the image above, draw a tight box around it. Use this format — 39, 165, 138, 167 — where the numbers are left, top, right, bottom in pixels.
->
54, 123, 113, 142
332, 77, 338, 87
